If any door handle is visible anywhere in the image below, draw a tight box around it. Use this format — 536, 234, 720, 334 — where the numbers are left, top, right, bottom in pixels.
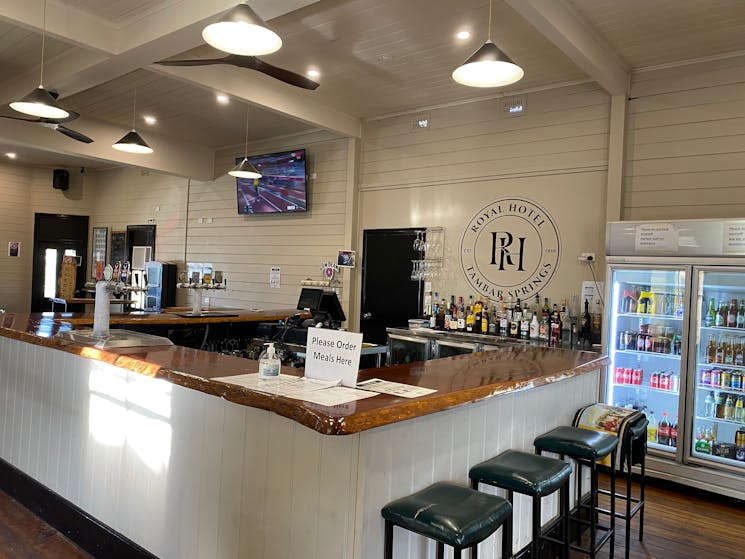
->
363, 312, 372, 319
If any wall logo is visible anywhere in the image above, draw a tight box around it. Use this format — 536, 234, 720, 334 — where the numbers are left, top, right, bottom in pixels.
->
460, 197, 560, 300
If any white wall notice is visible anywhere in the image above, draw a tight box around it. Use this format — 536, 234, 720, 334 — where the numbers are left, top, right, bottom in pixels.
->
304, 328, 363, 387
269, 266, 281, 288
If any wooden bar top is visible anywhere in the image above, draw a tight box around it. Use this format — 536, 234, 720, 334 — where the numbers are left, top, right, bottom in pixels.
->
54, 307, 299, 325
0, 312, 608, 436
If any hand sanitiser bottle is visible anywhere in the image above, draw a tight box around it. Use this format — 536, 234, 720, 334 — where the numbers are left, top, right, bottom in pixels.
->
258, 343, 281, 378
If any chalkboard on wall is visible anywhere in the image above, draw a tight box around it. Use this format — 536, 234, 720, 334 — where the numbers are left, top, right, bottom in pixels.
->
111, 231, 126, 265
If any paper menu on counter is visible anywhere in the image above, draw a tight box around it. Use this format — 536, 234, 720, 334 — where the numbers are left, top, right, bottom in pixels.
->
212, 373, 379, 405
356, 378, 437, 398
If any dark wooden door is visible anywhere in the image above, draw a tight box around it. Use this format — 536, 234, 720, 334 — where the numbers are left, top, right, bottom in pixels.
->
360, 228, 422, 344
31, 213, 89, 312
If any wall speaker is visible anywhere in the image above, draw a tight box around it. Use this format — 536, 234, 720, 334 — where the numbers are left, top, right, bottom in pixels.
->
52, 169, 69, 191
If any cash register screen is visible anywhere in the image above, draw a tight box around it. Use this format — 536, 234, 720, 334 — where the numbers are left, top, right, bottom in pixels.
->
297, 288, 323, 311
319, 291, 346, 323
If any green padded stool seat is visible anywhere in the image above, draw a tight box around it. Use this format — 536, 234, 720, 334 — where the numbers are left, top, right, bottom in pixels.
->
381, 481, 513, 559
470, 450, 571, 559
534, 426, 618, 559
534, 426, 618, 460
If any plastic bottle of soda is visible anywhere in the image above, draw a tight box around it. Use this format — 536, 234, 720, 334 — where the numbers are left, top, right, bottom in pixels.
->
704, 391, 716, 418
647, 411, 658, 443
669, 416, 678, 447
658, 412, 670, 445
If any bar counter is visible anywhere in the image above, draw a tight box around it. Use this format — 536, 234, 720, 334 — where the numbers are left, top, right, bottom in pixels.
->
0, 312, 607, 559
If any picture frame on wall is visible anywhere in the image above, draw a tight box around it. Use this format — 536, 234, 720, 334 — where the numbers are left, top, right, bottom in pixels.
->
91, 227, 108, 278
110, 231, 126, 266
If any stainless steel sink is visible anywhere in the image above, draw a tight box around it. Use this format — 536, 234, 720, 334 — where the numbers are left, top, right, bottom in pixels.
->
55, 328, 173, 348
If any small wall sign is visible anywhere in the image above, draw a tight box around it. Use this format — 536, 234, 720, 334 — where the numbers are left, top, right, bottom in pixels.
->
7, 242, 20, 257
460, 197, 560, 300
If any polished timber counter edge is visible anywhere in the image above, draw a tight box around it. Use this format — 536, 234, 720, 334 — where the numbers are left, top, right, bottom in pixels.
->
0, 313, 608, 435
0, 333, 600, 559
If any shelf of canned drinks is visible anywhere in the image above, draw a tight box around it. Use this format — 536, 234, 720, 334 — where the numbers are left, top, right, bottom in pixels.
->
697, 363, 745, 394
614, 348, 681, 360
612, 367, 679, 391
616, 312, 683, 321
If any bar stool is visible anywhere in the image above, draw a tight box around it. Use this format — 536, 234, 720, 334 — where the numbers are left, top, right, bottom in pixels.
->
470, 450, 571, 559
381, 481, 513, 559
534, 426, 618, 559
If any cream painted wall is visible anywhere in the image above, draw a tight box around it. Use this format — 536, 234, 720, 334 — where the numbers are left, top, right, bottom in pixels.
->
0, 162, 33, 312
624, 54, 745, 219
358, 83, 611, 315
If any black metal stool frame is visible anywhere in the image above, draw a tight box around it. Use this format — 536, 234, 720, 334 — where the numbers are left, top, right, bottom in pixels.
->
383, 517, 512, 559
536, 448, 617, 559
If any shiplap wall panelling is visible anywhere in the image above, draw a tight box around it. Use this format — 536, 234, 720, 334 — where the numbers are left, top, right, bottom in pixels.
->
361, 83, 610, 191
192, 131, 349, 310
624, 55, 745, 220
0, 162, 33, 311
90, 168, 188, 275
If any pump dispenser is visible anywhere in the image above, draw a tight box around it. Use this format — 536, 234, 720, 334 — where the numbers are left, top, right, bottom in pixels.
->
258, 343, 281, 378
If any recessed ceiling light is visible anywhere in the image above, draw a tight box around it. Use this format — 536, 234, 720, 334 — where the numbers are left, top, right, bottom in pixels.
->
307, 68, 320, 78
216, 93, 230, 105
5, 152, 16, 159
143, 115, 157, 125
456, 30, 471, 40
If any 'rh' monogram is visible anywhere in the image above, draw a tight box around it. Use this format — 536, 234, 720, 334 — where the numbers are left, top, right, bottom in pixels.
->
490, 231, 525, 271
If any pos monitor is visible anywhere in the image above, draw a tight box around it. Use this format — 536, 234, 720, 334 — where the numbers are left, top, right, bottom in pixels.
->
319, 291, 346, 323
297, 288, 323, 312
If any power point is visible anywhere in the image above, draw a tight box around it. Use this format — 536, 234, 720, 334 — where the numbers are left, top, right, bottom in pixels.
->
579, 252, 596, 262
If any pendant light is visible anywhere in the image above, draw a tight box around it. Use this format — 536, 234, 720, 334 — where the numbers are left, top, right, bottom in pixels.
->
229, 107, 261, 179
112, 87, 153, 154
10, 0, 70, 119
202, 3, 282, 56
452, 0, 524, 88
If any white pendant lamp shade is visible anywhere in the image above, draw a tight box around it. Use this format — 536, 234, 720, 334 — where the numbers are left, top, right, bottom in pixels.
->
10, 86, 69, 119
202, 4, 282, 56
229, 157, 261, 179
452, 41, 524, 88
112, 130, 153, 154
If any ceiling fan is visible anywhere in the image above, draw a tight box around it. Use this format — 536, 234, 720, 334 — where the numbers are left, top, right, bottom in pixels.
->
0, 106, 93, 144
155, 54, 319, 90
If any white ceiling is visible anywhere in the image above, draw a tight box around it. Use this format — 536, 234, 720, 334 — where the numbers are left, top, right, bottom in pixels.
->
0, 0, 744, 174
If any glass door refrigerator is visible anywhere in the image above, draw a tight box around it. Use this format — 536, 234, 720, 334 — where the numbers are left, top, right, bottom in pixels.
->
605, 220, 745, 500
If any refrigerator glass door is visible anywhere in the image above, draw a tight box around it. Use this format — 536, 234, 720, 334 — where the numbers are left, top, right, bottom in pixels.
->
606, 266, 688, 455
690, 269, 745, 470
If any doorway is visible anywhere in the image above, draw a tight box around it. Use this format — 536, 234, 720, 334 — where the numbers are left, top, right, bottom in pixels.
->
31, 214, 89, 312
360, 228, 423, 344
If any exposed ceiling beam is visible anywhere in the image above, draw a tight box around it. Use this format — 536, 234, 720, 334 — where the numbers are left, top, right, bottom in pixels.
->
153, 64, 362, 138
0, 116, 215, 180
505, 0, 629, 95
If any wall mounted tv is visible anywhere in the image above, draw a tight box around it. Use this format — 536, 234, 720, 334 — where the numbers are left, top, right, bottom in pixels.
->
236, 148, 307, 214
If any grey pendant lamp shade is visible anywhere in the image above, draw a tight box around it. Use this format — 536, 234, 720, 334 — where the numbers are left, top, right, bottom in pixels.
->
112, 87, 153, 154
452, 1, 523, 88
10, 0, 70, 119
202, 3, 282, 56
229, 106, 262, 179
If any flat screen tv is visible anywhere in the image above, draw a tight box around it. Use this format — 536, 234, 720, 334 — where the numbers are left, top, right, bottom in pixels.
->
236, 148, 307, 214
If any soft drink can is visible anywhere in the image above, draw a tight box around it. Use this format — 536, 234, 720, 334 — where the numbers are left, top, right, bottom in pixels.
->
660, 373, 671, 391
732, 372, 742, 390
700, 369, 711, 386
721, 370, 732, 389
623, 368, 633, 384
671, 374, 679, 393
614, 367, 624, 384
632, 368, 643, 385
711, 368, 721, 388
618, 331, 627, 350
650, 372, 660, 388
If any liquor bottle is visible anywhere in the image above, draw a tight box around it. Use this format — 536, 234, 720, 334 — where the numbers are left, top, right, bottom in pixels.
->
499, 303, 508, 336
520, 310, 530, 340
579, 299, 591, 346
430, 292, 439, 328
706, 336, 717, 363
657, 412, 670, 445
509, 299, 520, 339
738, 300, 745, 328
561, 305, 573, 348
481, 300, 490, 334
646, 411, 657, 443
488, 304, 497, 335
705, 297, 716, 327
436, 297, 446, 329
728, 298, 738, 328
550, 304, 561, 346
530, 311, 539, 340
724, 394, 735, 420
704, 391, 716, 418
473, 296, 483, 333
466, 304, 475, 333
669, 416, 678, 447
458, 297, 466, 332
539, 299, 549, 341
716, 299, 727, 327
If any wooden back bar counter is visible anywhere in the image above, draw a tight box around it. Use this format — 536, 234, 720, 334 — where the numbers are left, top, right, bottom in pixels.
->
0, 312, 607, 559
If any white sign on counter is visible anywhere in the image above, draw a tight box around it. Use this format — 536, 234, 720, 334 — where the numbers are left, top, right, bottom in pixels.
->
634, 223, 679, 252
305, 328, 363, 387
724, 222, 745, 253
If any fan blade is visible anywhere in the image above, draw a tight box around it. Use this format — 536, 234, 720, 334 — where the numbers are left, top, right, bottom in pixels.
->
0, 114, 42, 123
156, 57, 232, 67
252, 58, 320, 90
41, 111, 80, 124
56, 125, 93, 144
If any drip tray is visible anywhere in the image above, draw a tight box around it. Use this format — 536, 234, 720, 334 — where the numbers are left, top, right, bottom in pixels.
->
55, 328, 173, 348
